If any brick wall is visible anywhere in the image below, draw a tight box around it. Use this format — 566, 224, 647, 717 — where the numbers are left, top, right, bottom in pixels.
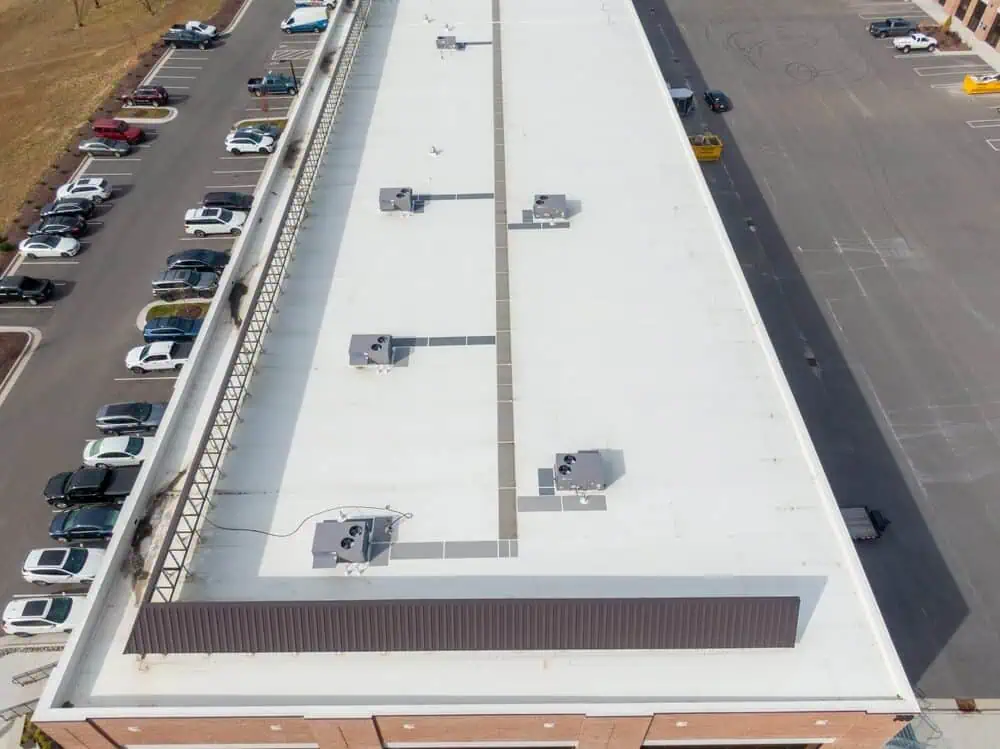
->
36, 710, 909, 749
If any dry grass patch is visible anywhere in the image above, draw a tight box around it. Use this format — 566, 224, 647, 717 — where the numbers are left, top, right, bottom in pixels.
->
0, 0, 224, 230
117, 107, 172, 119
146, 302, 210, 321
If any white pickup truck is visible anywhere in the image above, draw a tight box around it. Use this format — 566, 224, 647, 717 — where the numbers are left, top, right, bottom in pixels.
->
893, 33, 938, 53
125, 341, 192, 374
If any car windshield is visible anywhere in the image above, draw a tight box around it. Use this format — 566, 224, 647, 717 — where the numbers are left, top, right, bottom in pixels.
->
46, 597, 72, 624
64, 548, 88, 574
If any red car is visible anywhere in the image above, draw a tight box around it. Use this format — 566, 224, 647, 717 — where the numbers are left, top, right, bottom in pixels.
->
120, 85, 169, 107
92, 118, 144, 145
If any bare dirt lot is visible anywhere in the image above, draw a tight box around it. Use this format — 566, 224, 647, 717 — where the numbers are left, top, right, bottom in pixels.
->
0, 0, 222, 232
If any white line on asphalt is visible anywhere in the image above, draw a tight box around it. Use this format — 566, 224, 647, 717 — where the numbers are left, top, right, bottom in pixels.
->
930, 82, 963, 88
246, 107, 290, 112
987, 139, 1000, 151
141, 49, 175, 86
87, 221, 104, 226
204, 184, 258, 189
913, 63, 990, 71
152, 75, 197, 79
220, 155, 270, 160
158, 65, 203, 70
163, 85, 191, 89
277, 40, 320, 45
19, 261, 81, 266
135, 144, 153, 148
893, 52, 936, 58
967, 119, 1000, 128
224, 0, 258, 34
914, 68, 990, 77
0, 328, 41, 409
91, 157, 141, 162
177, 236, 236, 241
0, 305, 54, 310
114, 375, 180, 382
212, 169, 264, 174
81, 172, 133, 177
858, 12, 927, 19
169, 55, 209, 60
253, 94, 295, 99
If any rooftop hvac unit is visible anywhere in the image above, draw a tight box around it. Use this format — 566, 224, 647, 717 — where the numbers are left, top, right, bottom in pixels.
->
533, 194, 568, 221
379, 187, 415, 213
436, 35, 458, 50
349, 334, 393, 367
553, 450, 606, 492
312, 518, 374, 568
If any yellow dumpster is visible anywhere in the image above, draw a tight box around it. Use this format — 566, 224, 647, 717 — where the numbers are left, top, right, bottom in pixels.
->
963, 72, 1000, 94
689, 132, 723, 162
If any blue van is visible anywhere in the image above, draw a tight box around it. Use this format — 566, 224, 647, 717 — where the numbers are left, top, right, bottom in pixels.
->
281, 6, 328, 33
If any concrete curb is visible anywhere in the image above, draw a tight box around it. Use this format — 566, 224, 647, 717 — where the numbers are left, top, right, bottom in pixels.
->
224, 0, 257, 35
0, 328, 40, 411
117, 107, 179, 125
922, 697, 1000, 712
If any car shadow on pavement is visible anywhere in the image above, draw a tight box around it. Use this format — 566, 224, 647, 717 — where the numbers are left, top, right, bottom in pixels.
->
53, 281, 77, 300
111, 185, 134, 199
637, 0, 965, 691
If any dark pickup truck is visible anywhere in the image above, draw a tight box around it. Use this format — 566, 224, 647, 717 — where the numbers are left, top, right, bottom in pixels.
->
247, 72, 299, 96
43, 466, 141, 509
163, 28, 214, 49
868, 18, 917, 37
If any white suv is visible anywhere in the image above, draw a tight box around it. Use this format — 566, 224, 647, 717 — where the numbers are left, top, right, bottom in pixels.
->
225, 130, 275, 155
21, 547, 106, 586
56, 177, 113, 203
184, 207, 246, 237
2, 595, 89, 636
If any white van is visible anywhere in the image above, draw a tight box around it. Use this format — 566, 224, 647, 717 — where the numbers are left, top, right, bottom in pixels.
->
280, 6, 328, 33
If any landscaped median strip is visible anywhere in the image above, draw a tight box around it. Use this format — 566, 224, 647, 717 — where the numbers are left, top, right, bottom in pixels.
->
116, 107, 179, 124
135, 300, 211, 331
0, 328, 40, 410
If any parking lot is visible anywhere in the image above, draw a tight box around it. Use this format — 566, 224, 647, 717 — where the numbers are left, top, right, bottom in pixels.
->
0, 0, 324, 605
647, 0, 1000, 697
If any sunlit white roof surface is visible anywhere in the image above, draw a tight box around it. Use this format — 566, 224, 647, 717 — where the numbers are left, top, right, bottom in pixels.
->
36, 0, 916, 717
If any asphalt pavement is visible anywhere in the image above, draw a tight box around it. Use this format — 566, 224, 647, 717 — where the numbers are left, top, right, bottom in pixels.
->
644, 0, 1000, 697
0, 2, 323, 606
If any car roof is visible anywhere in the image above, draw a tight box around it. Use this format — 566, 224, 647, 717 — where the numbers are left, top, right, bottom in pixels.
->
69, 505, 118, 523
75, 177, 106, 186
26, 548, 70, 569
100, 401, 145, 417
91, 435, 133, 452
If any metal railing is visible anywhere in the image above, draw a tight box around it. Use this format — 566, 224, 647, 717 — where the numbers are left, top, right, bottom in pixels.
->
10, 662, 56, 687
147, 0, 374, 604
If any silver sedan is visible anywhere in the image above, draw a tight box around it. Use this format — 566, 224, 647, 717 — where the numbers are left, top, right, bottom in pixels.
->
78, 137, 131, 158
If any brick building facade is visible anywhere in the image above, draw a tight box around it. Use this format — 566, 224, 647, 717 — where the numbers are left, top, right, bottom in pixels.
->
940, 0, 1000, 47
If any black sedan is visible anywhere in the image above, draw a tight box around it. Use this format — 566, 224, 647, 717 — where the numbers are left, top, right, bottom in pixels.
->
0, 276, 54, 305
166, 249, 230, 272
40, 197, 95, 220
703, 89, 732, 113
27, 215, 86, 238
49, 505, 120, 543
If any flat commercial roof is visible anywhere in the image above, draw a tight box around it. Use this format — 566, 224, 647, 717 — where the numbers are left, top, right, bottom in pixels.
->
38, 0, 916, 716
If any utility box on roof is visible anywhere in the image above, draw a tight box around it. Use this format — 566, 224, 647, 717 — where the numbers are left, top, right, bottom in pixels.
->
349, 334, 393, 367
553, 450, 606, 492
436, 35, 457, 49
533, 194, 568, 221
312, 518, 374, 567
379, 187, 414, 213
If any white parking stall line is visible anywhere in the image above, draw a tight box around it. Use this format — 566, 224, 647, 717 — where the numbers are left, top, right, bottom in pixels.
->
81, 172, 133, 177
87, 221, 104, 226
246, 106, 290, 112
220, 155, 271, 160
276, 40, 320, 45
178, 236, 237, 242
141, 49, 175, 85
930, 82, 964, 88
204, 184, 258, 189
158, 65, 203, 70
967, 119, 1000, 128
91, 157, 142, 162
858, 12, 928, 19
0, 305, 54, 310
212, 169, 265, 174
169, 55, 209, 60
913, 64, 992, 74
986, 139, 1000, 151
914, 68, 991, 77
114, 375, 180, 382
152, 75, 197, 80
19, 261, 81, 266
254, 94, 296, 99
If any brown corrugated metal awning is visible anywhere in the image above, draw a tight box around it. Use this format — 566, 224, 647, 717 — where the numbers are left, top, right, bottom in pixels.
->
126, 596, 799, 654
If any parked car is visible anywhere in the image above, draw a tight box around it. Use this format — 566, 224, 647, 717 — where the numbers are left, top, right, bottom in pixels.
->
17, 234, 80, 259
163, 27, 214, 49
295, 0, 337, 8
201, 191, 253, 212
26, 215, 86, 238
49, 505, 120, 544
92, 118, 144, 144
95, 401, 167, 435
78, 137, 131, 158
166, 248, 230, 272
2, 595, 89, 636
868, 17, 917, 38
56, 177, 112, 203
43, 465, 140, 509
894, 32, 938, 53
21, 547, 106, 586
247, 71, 298, 96
143, 316, 204, 343
171, 20, 218, 37
225, 129, 275, 155
0, 276, 54, 305
40, 198, 95, 219
152, 268, 219, 300
121, 85, 169, 107
703, 89, 732, 113
83, 436, 155, 468
184, 207, 246, 236
281, 6, 329, 33
232, 124, 280, 140
126, 341, 193, 373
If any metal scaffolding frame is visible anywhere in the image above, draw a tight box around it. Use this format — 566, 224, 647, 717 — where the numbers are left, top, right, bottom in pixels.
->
146, 0, 374, 604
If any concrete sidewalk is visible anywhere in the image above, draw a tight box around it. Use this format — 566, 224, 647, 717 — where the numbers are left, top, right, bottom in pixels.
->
912, 0, 1000, 71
